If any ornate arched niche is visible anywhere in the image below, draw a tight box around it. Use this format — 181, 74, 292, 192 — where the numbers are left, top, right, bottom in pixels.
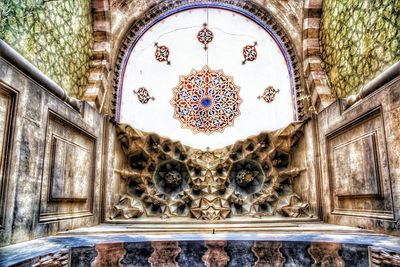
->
110, 0, 312, 222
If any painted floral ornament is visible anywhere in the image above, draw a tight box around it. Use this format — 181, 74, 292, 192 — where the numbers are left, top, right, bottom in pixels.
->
133, 87, 155, 104
154, 42, 171, 65
197, 23, 214, 50
258, 86, 280, 103
171, 66, 241, 134
242, 42, 258, 64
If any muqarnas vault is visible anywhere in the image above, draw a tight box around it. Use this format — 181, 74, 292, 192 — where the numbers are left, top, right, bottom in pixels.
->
112, 121, 311, 220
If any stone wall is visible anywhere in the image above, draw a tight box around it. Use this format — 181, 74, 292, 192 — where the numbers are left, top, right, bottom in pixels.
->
0, 46, 106, 246
0, 0, 93, 98
317, 73, 400, 235
320, 0, 400, 97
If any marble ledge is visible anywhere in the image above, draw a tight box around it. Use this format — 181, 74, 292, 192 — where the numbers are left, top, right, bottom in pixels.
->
0, 223, 399, 266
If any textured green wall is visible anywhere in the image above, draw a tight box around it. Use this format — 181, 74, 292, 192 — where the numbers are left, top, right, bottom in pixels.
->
0, 0, 93, 98
321, 0, 399, 97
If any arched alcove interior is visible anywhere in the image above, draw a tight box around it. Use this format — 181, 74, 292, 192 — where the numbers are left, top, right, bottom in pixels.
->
115, 4, 301, 150
109, 2, 312, 223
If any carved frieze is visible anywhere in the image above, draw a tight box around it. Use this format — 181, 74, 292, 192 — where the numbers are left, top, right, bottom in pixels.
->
92, 243, 126, 267
252, 241, 285, 267
202, 240, 230, 267
149, 241, 181, 267
112, 121, 311, 221
308, 243, 344, 267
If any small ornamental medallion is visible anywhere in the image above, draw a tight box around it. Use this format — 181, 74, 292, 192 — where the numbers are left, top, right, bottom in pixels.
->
154, 43, 171, 65
258, 86, 280, 103
133, 87, 155, 104
197, 23, 214, 50
242, 42, 258, 64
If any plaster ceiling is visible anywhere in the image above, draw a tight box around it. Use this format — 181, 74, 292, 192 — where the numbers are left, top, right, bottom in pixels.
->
118, 7, 296, 150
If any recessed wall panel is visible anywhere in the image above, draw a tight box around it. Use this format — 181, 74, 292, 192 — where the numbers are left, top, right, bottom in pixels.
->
39, 112, 96, 223
327, 108, 393, 219
49, 136, 91, 202
332, 132, 381, 197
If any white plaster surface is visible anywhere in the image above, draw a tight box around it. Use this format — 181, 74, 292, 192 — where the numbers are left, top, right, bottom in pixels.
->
120, 8, 294, 150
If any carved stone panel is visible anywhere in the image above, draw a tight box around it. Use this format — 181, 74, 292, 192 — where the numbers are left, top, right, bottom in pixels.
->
49, 136, 91, 201
39, 112, 96, 223
326, 108, 394, 219
332, 132, 381, 197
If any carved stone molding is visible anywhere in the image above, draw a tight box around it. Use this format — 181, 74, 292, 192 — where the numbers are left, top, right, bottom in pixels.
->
252, 241, 286, 267
202, 240, 230, 267
92, 243, 126, 266
149, 241, 181, 267
308, 242, 344, 267
369, 246, 400, 267
111, 0, 305, 122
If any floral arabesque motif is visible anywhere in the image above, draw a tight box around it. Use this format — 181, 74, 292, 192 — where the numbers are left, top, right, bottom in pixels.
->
258, 86, 280, 103
154, 42, 171, 65
133, 87, 155, 104
171, 66, 241, 134
242, 42, 258, 64
197, 23, 214, 50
